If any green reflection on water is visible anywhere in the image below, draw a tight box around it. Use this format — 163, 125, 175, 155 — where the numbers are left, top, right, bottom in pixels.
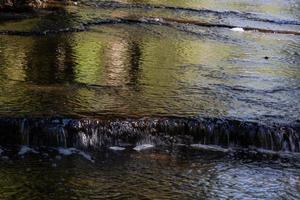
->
0, 1, 299, 121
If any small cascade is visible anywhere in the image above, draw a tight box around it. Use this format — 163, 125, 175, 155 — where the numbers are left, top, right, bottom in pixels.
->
20, 119, 29, 145
0, 117, 299, 152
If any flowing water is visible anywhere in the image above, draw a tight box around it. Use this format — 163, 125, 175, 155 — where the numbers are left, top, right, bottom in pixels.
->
1, 147, 300, 200
0, 0, 300, 199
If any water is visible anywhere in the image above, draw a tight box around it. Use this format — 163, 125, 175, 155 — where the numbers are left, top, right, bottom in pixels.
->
0, 1, 299, 123
0, 0, 300, 199
1, 118, 299, 152
0, 146, 300, 200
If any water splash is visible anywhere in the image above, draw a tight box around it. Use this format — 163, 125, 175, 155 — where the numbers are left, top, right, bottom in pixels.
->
109, 146, 126, 151
18, 145, 39, 155
133, 144, 155, 151
57, 147, 94, 162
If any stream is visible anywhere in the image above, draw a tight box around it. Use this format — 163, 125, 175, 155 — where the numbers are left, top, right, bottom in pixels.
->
0, 0, 299, 199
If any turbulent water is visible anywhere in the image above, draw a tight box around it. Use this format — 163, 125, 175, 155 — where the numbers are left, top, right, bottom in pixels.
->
0, 0, 300, 199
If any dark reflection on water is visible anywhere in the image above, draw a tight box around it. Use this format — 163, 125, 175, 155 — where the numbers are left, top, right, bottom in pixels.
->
0, 147, 299, 200
14, 9, 77, 85
25, 35, 76, 84
127, 41, 142, 90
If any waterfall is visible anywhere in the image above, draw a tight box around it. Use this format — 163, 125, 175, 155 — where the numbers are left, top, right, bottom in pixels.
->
0, 117, 299, 152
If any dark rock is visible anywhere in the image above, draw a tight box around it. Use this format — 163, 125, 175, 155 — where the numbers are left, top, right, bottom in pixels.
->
0, 0, 51, 11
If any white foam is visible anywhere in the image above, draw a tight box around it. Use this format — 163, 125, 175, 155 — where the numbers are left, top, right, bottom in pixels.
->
133, 144, 154, 151
57, 147, 75, 156
18, 146, 39, 155
190, 144, 229, 153
231, 27, 245, 32
109, 146, 126, 151
57, 148, 94, 163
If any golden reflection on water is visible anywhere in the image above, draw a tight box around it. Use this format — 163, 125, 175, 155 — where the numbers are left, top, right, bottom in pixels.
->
0, 1, 299, 120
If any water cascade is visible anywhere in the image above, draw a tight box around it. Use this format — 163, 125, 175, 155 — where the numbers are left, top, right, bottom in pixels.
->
0, 117, 299, 152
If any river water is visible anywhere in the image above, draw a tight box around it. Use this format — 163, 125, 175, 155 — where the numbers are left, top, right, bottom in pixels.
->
0, 146, 300, 200
0, 0, 299, 199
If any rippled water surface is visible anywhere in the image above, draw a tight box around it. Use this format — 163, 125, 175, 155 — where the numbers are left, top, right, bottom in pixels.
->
0, 147, 300, 200
0, 0, 300, 199
0, 0, 299, 123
